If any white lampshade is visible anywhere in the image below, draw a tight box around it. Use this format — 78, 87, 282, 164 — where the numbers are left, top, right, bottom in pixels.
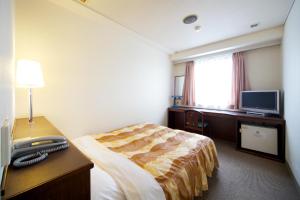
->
16, 60, 44, 88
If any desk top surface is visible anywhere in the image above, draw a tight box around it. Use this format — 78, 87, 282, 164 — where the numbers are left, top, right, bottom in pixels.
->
4, 117, 94, 199
169, 107, 285, 122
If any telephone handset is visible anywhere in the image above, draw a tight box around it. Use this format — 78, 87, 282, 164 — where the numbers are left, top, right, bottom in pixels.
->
11, 136, 69, 168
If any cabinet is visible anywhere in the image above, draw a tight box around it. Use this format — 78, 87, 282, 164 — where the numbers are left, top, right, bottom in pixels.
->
240, 124, 278, 155
3, 117, 94, 200
236, 115, 285, 162
168, 109, 185, 130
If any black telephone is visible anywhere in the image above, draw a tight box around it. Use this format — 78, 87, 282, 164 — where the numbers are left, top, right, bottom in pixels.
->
11, 136, 69, 168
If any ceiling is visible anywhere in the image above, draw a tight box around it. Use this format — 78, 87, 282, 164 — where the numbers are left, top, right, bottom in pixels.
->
81, 0, 294, 53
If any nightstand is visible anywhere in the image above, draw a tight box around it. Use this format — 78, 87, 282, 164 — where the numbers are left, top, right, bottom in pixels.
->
3, 117, 94, 200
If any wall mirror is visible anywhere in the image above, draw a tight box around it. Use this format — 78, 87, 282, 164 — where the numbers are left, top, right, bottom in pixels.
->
174, 75, 184, 96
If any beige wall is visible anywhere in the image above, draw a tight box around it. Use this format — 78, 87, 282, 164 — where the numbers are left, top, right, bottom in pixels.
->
15, 0, 172, 138
244, 45, 282, 90
282, 0, 300, 186
173, 63, 185, 77
0, 0, 14, 183
171, 26, 283, 62
173, 45, 282, 93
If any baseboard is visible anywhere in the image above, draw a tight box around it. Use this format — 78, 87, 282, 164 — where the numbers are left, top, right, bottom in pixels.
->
286, 161, 300, 195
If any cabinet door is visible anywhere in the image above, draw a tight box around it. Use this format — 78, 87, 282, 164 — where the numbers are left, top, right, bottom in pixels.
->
168, 110, 185, 130
206, 115, 236, 142
241, 124, 278, 155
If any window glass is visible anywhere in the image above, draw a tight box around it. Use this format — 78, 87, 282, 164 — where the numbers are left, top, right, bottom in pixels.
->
195, 53, 233, 109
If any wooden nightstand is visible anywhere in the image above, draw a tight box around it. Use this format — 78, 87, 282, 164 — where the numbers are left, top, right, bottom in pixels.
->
3, 117, 94, 200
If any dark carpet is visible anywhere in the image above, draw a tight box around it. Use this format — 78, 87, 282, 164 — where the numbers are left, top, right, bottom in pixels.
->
200, 140, 300, 200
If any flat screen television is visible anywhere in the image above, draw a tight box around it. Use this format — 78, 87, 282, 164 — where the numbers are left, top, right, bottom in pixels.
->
240, 90, 280, 115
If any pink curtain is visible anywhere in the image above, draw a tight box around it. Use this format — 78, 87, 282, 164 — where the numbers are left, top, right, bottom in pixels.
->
231, 52, 248, 109
182, 61, 196, 106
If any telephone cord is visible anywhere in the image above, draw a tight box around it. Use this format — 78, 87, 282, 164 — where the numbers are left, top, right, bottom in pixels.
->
13, 143, 69, 168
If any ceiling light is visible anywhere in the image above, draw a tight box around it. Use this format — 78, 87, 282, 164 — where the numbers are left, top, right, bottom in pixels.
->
250, 23, 259, 28
183, 15, 198, 24
194, 26, 201, 32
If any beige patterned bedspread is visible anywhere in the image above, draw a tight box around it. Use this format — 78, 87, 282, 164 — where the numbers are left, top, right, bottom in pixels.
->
95, 124, 219, 200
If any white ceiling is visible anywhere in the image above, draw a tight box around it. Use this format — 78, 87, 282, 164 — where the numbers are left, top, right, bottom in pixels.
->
82, 0, 294, 53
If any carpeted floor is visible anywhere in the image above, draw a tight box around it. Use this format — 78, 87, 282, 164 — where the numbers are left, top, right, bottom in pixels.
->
200, 139, 300, 200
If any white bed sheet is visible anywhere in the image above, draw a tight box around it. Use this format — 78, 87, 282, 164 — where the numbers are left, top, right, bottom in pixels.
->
91, 164, 126, 200
73, 135, 165, 200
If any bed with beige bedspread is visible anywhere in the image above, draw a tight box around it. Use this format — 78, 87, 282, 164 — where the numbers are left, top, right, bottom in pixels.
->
74, 124, 218, 200
97, 124, 219, 199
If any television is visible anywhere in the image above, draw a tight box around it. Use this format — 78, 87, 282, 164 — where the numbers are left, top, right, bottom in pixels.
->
240, 90, 280, 115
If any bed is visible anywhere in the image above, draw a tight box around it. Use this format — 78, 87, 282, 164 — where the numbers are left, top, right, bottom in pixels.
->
73, 123, 218, 200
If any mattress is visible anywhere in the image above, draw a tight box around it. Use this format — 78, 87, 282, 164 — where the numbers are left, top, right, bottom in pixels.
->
73, 124, 218, 200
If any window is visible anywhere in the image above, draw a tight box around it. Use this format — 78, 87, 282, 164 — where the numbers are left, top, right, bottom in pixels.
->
194, 53, 233, 109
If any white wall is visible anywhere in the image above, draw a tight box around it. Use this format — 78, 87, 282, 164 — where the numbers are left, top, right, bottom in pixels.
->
282, 0, 300, 186
0, 0, 14, 183
173, 45, 282, 93
15, 0, 172, 138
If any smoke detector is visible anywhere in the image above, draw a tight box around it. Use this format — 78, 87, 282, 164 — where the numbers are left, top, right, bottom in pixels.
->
183, 15, 198, 24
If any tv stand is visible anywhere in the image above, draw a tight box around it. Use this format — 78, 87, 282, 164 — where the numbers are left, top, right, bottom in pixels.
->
168, 107, 285, 162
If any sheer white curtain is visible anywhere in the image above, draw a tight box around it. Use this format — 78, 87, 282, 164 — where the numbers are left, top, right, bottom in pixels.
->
195, 53, 233, 109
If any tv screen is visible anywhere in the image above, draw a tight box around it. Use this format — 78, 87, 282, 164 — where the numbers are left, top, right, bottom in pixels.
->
240, 91, 280, 114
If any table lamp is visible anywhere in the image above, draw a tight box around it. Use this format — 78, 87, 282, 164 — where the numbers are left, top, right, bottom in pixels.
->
16, 60, 44, 123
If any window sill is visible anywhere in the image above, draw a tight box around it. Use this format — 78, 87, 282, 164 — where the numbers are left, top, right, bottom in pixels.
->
175, 105, 242, 113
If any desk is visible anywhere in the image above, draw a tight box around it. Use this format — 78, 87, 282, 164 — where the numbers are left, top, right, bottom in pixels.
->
168, 107, 285, 162
3, 117, 94, 200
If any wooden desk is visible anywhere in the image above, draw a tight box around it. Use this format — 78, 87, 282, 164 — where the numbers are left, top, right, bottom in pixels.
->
168, 107, 241, 141
168, 107, 285, 162
3, 117, 94, 200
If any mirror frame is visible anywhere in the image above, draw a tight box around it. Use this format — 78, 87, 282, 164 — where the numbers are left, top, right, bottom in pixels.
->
174, 75, 185, 97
